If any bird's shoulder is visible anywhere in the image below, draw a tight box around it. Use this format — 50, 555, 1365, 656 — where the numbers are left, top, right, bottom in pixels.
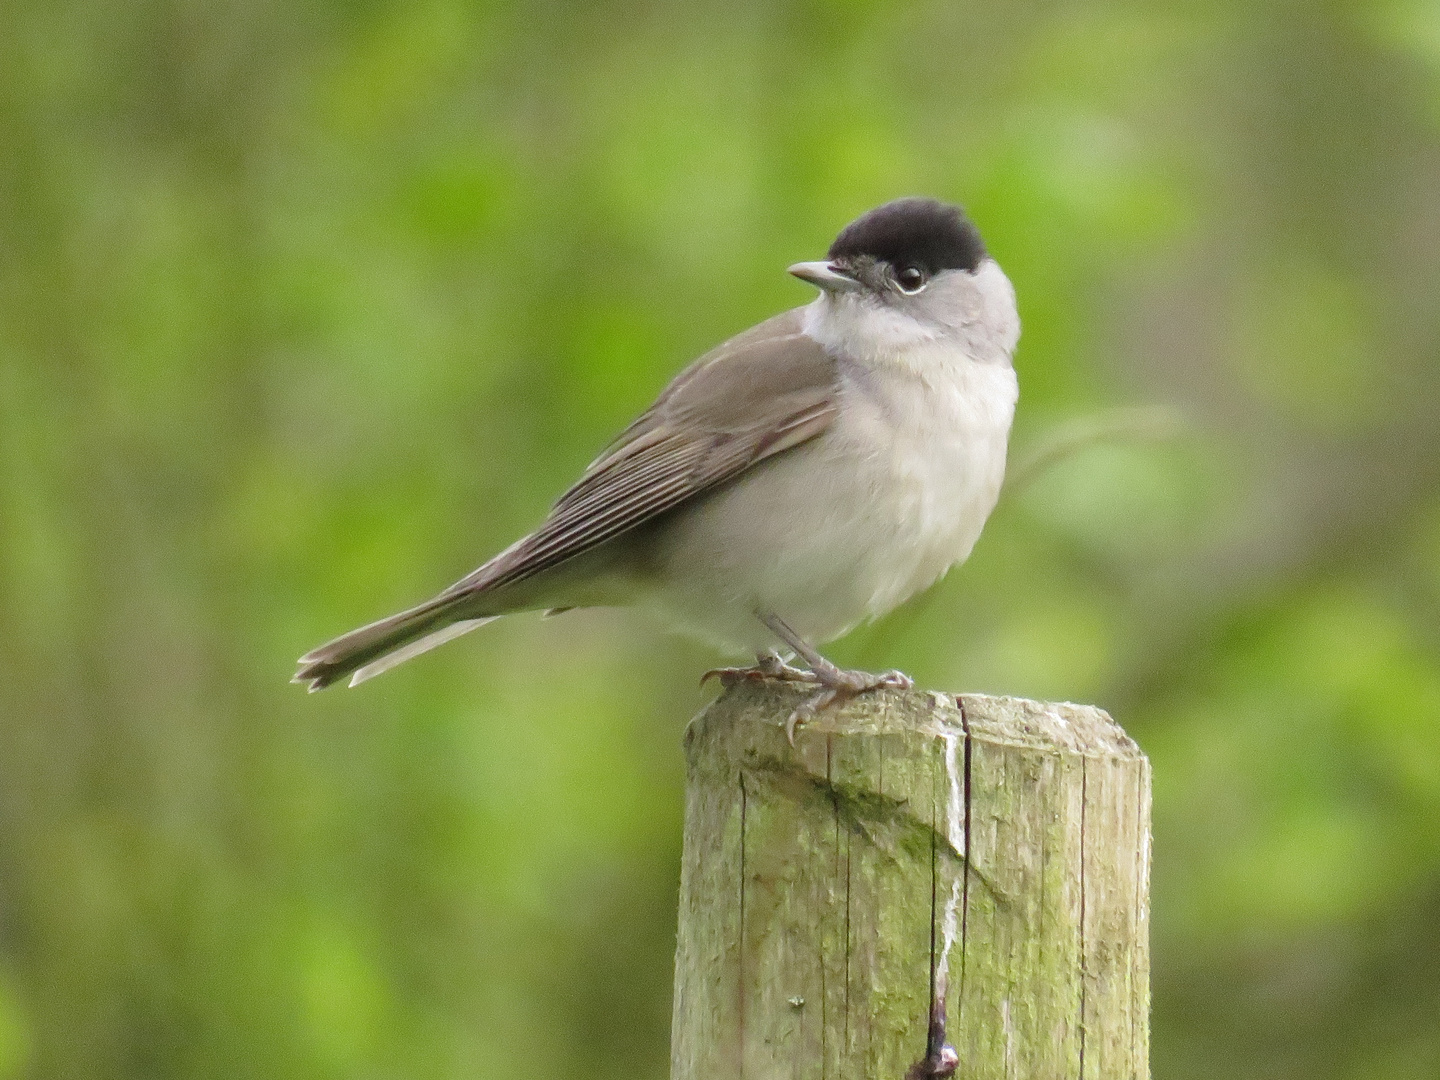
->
441, 307, 841, 597
597, 306, 836, 461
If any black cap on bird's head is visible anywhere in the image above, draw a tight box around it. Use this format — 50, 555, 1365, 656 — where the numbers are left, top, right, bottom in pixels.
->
789, 197, 987, 295
829, 197, 986, 275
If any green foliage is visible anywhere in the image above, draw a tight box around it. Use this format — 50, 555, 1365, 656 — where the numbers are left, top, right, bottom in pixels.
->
1, 1, 1438, 1077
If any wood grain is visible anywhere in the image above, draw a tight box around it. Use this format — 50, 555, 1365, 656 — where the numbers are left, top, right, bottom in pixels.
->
671, 683, 1150, 1080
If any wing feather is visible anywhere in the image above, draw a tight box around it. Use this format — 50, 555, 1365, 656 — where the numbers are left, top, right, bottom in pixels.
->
448, 309, 837, 597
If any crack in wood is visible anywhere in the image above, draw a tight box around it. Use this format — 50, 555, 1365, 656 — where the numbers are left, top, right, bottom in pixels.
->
670, 687, 1149, 1080
739, 770, 748, 1080
1077, 759, 1088, 1080
906, 699, 970, 1079
843, 817, 852, 1059
959, 694, 973, 1010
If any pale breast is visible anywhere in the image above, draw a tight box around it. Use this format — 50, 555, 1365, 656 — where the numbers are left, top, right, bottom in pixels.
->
827, 355, 1017, 617
639, 353, 1017, 652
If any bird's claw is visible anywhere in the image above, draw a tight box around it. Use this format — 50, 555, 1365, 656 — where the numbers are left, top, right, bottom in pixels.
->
875, 669, 914, 690
785, 689, 836, 745
700, 665, 763, 689
783, 668, 914, 746
701, 652, 814, 688
700, 631, 913, 747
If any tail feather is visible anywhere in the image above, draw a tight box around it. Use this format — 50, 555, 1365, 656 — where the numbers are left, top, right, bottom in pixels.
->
347, 617, 496, 687
293, 594, 490, 691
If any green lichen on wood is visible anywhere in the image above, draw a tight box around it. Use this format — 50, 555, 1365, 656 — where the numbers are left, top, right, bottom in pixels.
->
671, 683, 1151, 1080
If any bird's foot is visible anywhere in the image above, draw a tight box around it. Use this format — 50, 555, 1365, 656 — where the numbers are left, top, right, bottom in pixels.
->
784, 661, 913, 746
701, 650, 814, 689
702, 649, 911, 742
749, 611, 914, 745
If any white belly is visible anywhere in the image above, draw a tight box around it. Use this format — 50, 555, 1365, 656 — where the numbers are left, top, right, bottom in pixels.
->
641, 356, 1018, 653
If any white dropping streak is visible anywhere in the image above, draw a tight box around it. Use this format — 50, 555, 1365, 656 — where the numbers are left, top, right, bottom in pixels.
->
1002, 998, 1015, 1077
942, 726, 965, 857
935, 722, 967, 995
935, 875, 963, 995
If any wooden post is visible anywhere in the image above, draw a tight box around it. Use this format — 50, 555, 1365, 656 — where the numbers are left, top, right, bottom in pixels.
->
671, 683, 1150, 1080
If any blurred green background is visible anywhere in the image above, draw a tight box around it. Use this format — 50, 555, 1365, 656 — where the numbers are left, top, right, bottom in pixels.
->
2, 0, 1439, 1077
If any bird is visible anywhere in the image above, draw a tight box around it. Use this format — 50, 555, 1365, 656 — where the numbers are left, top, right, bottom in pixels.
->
294, 197, 1020, 742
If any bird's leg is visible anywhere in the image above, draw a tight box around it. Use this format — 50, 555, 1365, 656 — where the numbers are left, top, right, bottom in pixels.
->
701, 649, 814, 689
758, 611, 913, 745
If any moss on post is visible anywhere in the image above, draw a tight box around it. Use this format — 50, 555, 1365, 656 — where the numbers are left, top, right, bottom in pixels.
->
670, 683, 1150, 1080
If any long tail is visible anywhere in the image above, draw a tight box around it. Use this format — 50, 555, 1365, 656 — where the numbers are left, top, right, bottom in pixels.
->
292, 594, 496, 691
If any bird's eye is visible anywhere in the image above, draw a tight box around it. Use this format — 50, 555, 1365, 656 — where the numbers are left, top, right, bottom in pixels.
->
896, 266, 927, 293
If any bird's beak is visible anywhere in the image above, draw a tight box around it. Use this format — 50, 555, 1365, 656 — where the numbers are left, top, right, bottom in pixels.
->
788, 261, 862, 293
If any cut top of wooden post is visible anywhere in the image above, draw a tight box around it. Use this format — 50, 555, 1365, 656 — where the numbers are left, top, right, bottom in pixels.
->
671, 683, 1151, 1080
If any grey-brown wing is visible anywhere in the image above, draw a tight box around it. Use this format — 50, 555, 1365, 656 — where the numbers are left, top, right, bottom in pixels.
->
449, 308, 836, 596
